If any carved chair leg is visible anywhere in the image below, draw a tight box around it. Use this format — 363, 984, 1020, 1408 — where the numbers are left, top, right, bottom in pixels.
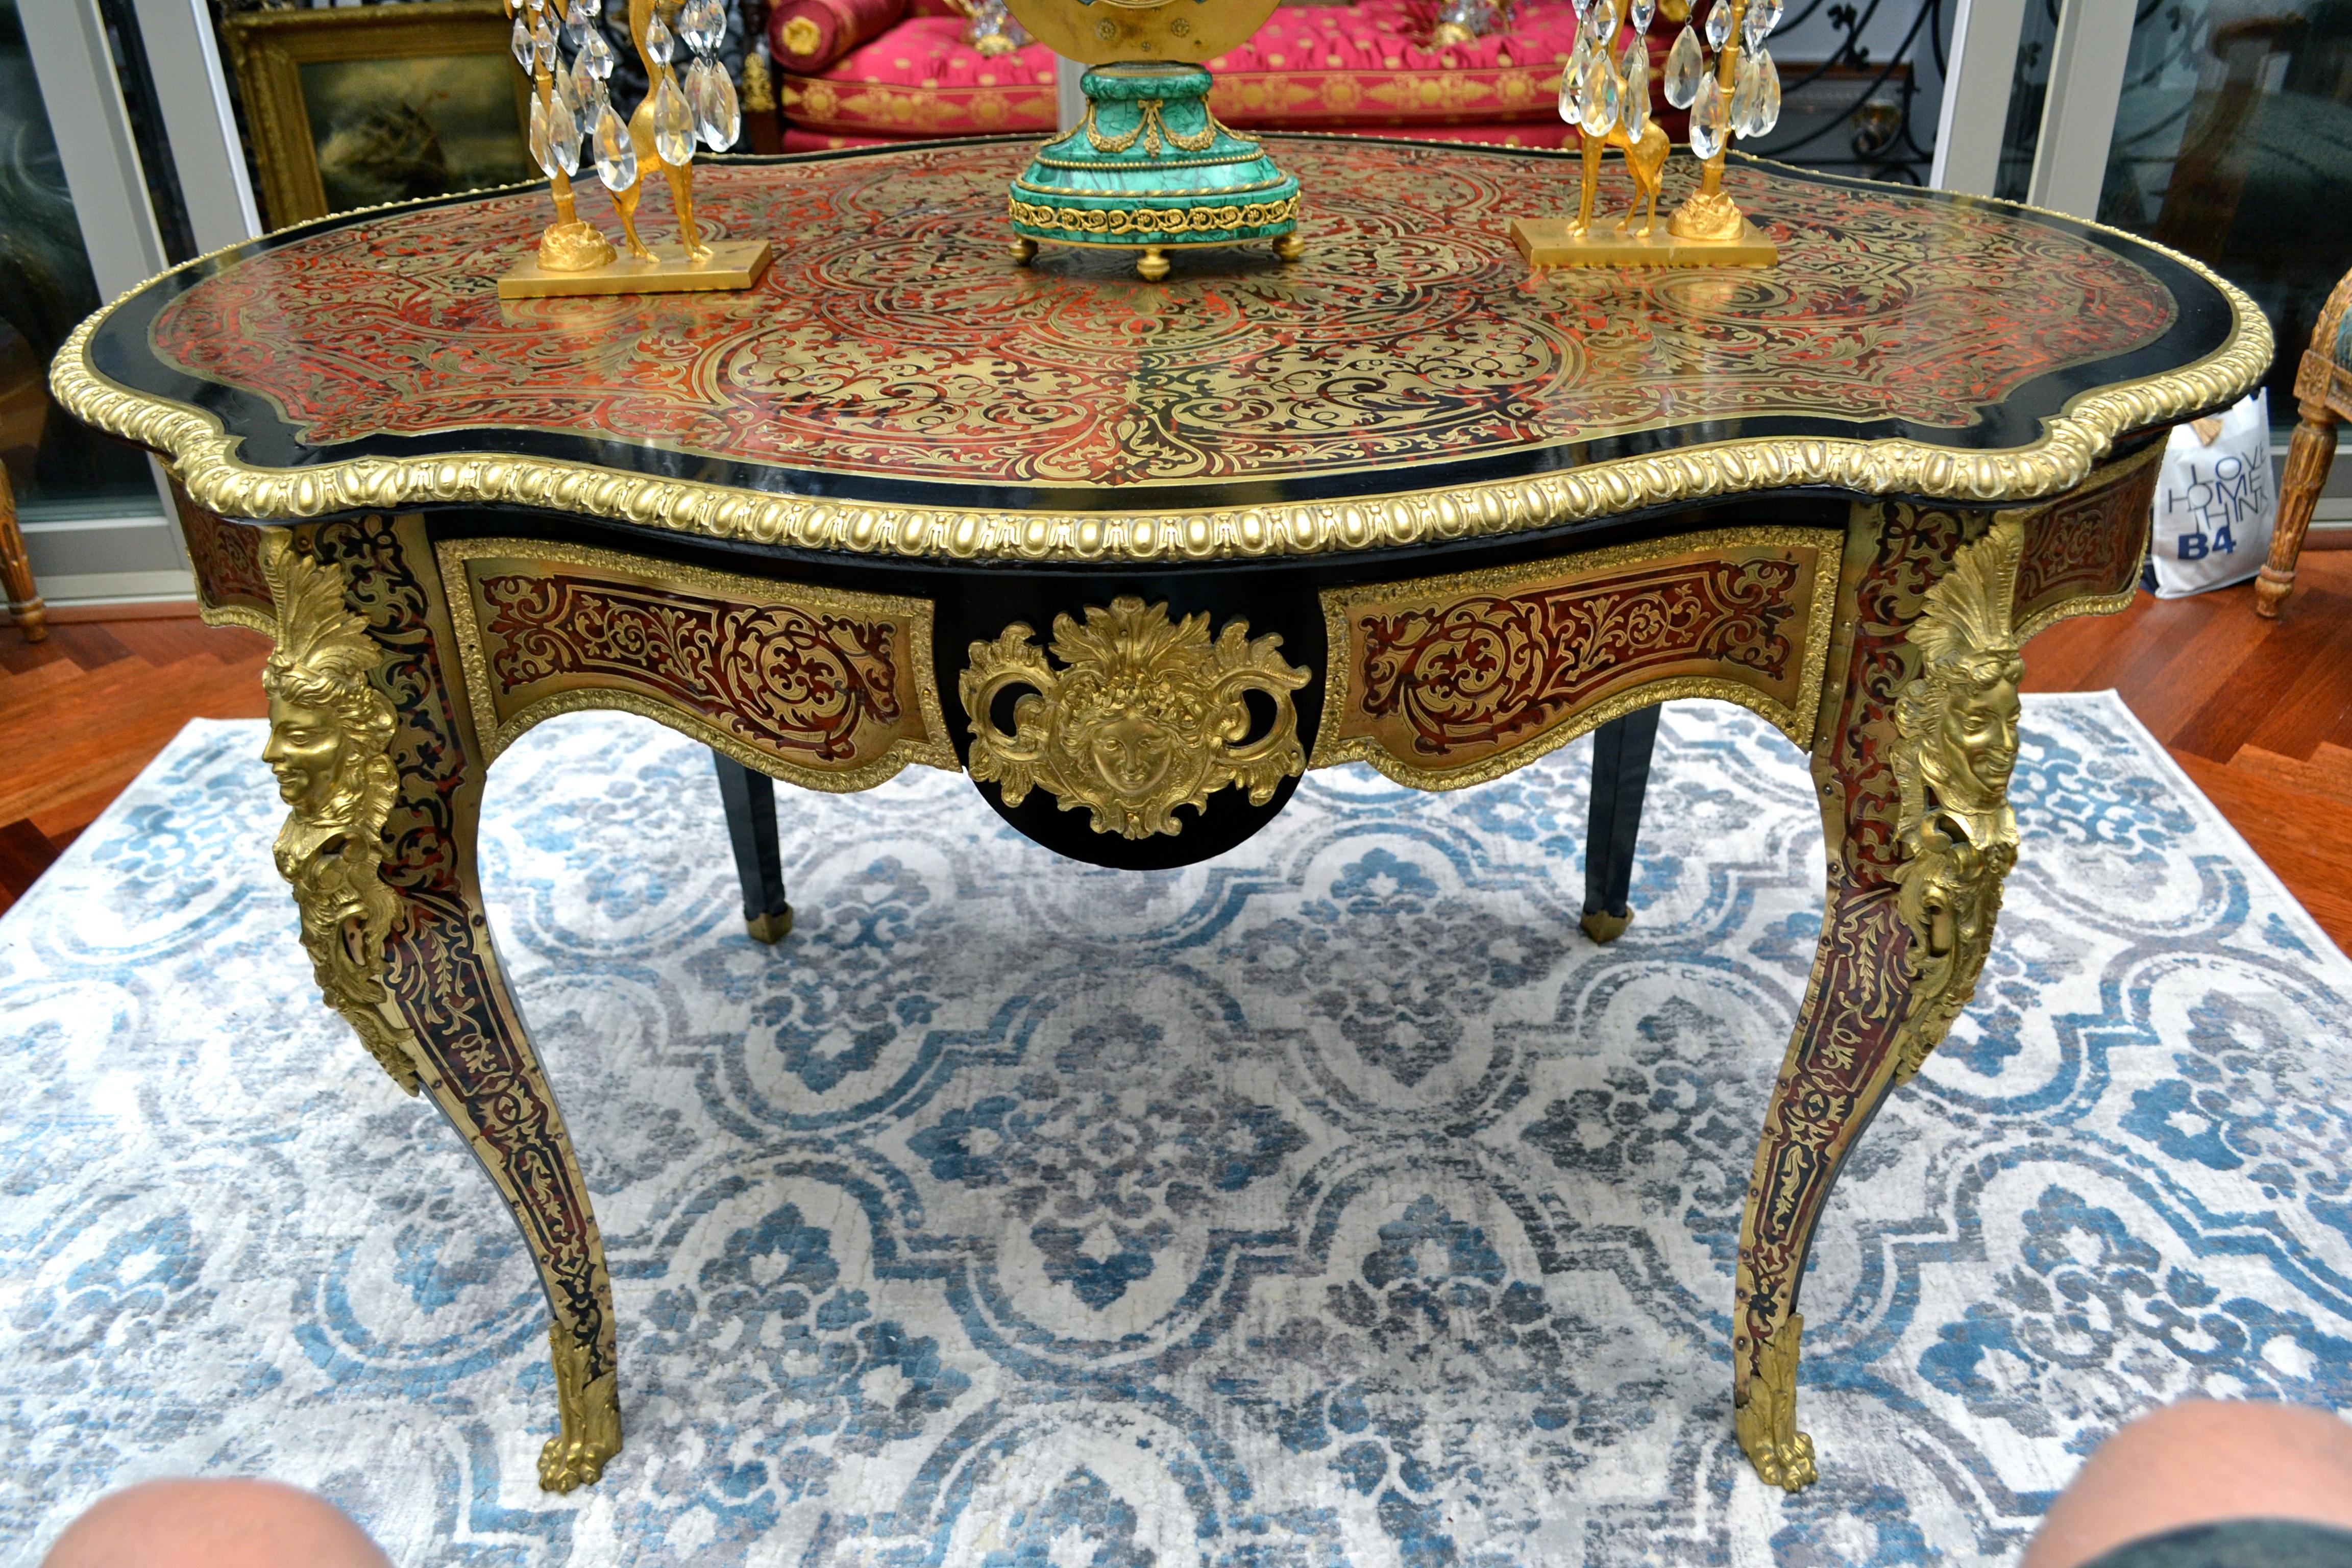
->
261, 519, 622, 1493
714, 750, 793, 943
2257, 402, 2338, 619
0, 463, 47, 643
1582, 704, 1661, 942
1735, 507, 2025, 1490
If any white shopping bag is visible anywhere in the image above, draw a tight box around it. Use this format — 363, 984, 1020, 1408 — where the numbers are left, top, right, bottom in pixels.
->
2148, 389, 2274, 598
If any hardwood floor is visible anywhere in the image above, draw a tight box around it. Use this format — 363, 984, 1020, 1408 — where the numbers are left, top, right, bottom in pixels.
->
3, 558, 2348, 953
2022, 550, 2352, 953
0, 616, 268, 915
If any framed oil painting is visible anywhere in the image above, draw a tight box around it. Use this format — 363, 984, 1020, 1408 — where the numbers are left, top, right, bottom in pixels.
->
222, 1, 537, 229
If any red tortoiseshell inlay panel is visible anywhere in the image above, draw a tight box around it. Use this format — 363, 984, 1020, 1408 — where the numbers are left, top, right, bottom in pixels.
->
149, 142, 2177, 490
172, 490, 270, 617
457, 557, 938, 772
2013, 447, 2164, 627
1325, 535, 1836, 778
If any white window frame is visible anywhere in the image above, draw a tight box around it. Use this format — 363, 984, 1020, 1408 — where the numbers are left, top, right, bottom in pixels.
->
1934, 0, 2349, 528
16, 0, 261, 606
1932, 0, 2133, 211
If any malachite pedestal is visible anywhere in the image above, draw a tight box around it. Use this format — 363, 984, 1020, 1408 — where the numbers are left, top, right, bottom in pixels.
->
1007, 62, 1301, 280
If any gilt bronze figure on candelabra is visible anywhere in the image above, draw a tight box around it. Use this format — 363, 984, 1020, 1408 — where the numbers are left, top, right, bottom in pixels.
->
1510, 0, 1780, 266
498, 0, 774, 298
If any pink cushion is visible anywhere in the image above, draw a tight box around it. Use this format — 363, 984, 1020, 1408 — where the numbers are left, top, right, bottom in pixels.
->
770, 0, 907, 74
780, 118, 1576, 151
780, 0, 1673, 141
1208, 0, 1594, 126
780, 17, 1059, 138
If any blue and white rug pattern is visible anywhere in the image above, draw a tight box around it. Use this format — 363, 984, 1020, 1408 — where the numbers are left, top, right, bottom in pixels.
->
4, 693, 2350, 1566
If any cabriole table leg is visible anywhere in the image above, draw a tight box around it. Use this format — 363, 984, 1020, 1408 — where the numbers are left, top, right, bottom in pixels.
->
1733, 504, 2027, 1490
254, 516, 622, 1492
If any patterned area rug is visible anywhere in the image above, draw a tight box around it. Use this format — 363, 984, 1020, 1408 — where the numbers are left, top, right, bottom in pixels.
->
6, 694, 2350, 1567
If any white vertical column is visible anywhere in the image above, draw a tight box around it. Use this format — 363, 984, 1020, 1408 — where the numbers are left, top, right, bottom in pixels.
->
2027, 0, 2135, 217
1056, 54, 1086, 132
129, 0, 262, 250
19, 0, 169, 296
1929, 0, 2029, 194
19, 0, 183, 549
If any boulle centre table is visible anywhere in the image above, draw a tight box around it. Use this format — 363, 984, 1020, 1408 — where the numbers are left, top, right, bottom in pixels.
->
54, 135, 2268, 1495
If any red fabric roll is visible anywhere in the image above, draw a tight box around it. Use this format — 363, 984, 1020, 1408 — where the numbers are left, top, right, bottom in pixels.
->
770, 0, 906, 75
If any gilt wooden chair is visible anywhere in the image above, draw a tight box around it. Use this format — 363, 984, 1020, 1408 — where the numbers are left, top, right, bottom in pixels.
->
1, 464, 47, 644
2258, 267, 2352, 617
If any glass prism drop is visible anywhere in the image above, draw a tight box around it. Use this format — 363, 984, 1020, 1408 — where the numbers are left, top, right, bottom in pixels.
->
1557, 39, 1586, 121
532, 19, 557, 69
548, 89, 581, 175
1621, 44, 1650, 138
528, 89, 552, 176
511, 15, 533, 70
1579, 54, 1619, 138
1729, 46, 1761, 136
1662, 23, 1703, 108
696, 61, 740, 148
1629, 0, 1654, 29
581, 27, 615, 78
1581, 0, 1614, 48
645, 10, 677, 64
1703, 0, 1730, 48
689, 0, 727, 54
1753, 48, 1781, 134
1750, 0, 1782, 39
593, 101, 637, 191
652, 71, 693, 165
563, 0, 587, 48
1689, 75, 1728, 158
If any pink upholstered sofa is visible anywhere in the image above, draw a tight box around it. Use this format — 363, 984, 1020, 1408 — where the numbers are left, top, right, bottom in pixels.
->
772, 0, 1677, 153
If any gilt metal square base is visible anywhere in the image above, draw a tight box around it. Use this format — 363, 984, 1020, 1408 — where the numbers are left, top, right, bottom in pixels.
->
497, 238, 774, 299
1509, 217, 1777, 268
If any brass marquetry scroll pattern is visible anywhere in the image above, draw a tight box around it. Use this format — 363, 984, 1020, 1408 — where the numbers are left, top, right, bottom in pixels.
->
1318, 531, 1839, 789
256, 530, 419, 1095
2011, 444, 2162, 640
177, 488, 273, 633
1730, 498, 1984, 1492
1890, 516, 2025, 1085
54, 145, 2271, 565
962, 597, 1310, 839
443, 544, 951, 791
309, 514, 621, 1492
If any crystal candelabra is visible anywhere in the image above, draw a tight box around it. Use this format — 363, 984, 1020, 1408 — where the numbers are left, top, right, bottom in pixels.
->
1508, 0, 1780, 264
1660, 0, 1782, 241
499, 0, 773, 298
1555, 0, 1668, 236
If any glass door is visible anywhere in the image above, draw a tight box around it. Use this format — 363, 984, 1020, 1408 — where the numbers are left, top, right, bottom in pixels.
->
1, 0, 165, 527
2097, 0, 2352, 423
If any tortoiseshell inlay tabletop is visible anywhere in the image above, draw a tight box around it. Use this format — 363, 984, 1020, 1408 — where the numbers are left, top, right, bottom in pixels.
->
112, 140, 2215, 506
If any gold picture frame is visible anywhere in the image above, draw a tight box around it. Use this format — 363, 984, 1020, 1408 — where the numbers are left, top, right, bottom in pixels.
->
222, 0, 537, 230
